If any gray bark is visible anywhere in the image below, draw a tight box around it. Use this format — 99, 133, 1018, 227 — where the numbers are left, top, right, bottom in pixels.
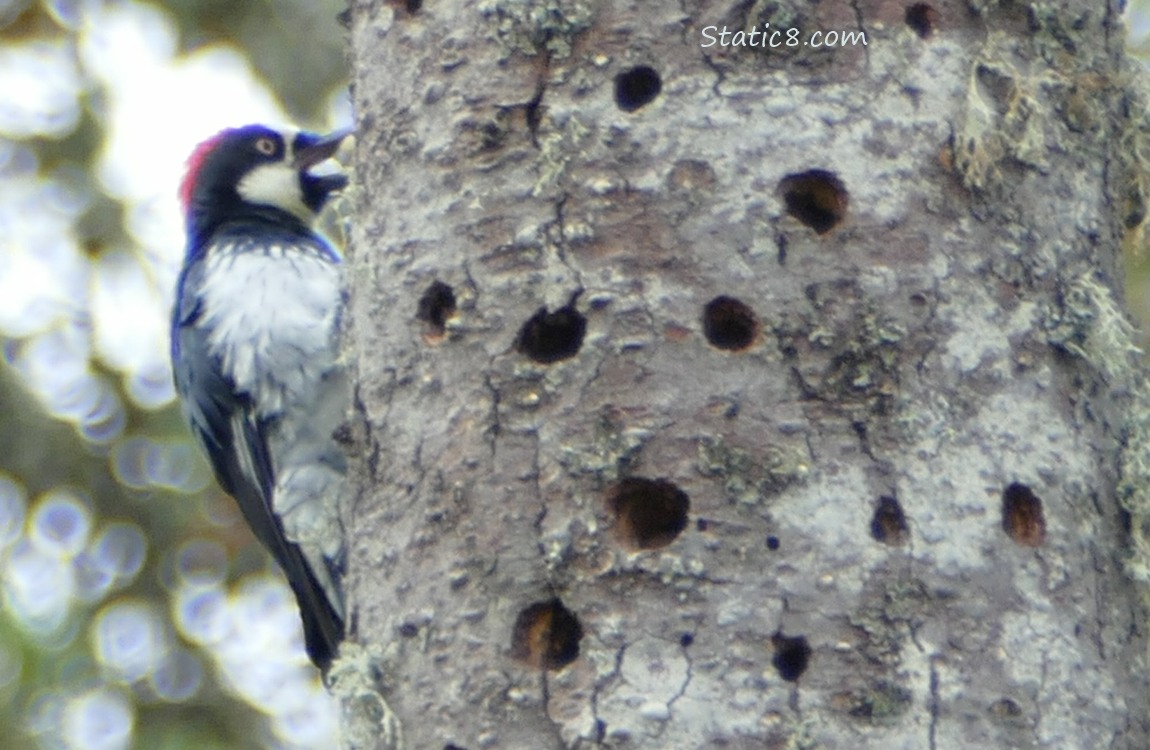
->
340, 0, 1150, 747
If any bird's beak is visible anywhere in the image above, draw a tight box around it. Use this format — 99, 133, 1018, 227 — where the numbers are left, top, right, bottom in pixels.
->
294, 128, 353, 194
294, 128, 353, 169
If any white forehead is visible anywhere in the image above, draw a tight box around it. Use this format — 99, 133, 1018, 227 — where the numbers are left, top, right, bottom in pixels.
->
279, 125, 300, 157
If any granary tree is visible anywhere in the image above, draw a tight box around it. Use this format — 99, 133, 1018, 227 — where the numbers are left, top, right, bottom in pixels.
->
336, 0, 1150, 747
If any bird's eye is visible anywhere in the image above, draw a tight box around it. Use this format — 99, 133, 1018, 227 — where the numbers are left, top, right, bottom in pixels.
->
254, 137, 277, 156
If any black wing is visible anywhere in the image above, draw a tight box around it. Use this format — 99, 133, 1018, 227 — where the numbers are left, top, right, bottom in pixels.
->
171, 258, 343, 670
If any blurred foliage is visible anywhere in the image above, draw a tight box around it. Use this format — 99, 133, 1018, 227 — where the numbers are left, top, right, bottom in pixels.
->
164, 0, 347, 121
0, 0, 347, 748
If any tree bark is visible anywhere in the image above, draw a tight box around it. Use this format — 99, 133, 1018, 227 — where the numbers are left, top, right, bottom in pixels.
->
342, 0, 1150, 747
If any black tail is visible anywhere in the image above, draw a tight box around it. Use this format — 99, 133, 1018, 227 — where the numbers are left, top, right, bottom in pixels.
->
213, 410, 344, 671
284, 543, 345, 671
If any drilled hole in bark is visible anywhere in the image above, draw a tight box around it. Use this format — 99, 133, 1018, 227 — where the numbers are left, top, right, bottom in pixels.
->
905, 3, 937, 38
614, 66, 662, 112
680, 633, 695, 647
398, 622, 419, 638
608, 478, 690, 550
778, 170, 848, 234
766, 535, 780, 550
386, 0, 421, 12
702, 296, 758, 351
772, 633, 811, 682
516, 304, 586, 363
989, 697, 1024, 719
511, 599, 583, 670
417, 280, 456, 337
870, 495, 909, 546
1002, 482, 1045, 547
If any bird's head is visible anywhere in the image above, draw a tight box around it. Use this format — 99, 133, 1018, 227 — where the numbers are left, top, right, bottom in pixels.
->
179, 124, 351, 238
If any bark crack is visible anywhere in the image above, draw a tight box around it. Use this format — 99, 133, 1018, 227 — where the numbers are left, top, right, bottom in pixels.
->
666, 633, 694, 712
1089, 545, 1108, 661
847, 0, 870, 67
460, 260, 481, 320
587, 642, 626, 747
524, 38, 552, 149
928, 655, 941, 750
482, 372, 502, 461
552, 192, 588, 296
540, 669, 567, 748
529, 428, 552, 569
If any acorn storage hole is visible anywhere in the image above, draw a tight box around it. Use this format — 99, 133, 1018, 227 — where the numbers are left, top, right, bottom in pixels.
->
516, 304, 586, 363
702, 296, 758, 351
417, 280, 457, 337
778, 170, 848, 234
1002, 482, 1045, 547
511, 599, 583, 670
614, 65, 662, 112
608, 478, 690, 550
905, 3, 937, 38
772, 633, 811, 682
870, 496, 909, 546
989, 697, 1024, 720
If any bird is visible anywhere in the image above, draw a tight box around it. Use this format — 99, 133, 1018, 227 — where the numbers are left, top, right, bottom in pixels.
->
170, 124, 352, 670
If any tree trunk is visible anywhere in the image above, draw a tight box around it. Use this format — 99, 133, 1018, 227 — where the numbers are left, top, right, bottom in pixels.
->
341, 0, 1150, 747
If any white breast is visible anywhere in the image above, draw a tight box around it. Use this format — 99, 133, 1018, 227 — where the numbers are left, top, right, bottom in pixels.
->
199, 242, 342, 417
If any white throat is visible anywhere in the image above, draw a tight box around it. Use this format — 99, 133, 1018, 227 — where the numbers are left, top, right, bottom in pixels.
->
237, 161, 312, 222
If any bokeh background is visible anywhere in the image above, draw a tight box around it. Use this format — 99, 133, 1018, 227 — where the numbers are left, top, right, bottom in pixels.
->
4, 2, 1150, 749
0, 1, 347, 747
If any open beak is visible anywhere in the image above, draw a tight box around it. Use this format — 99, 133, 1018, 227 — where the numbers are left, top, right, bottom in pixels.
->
294, 128, 353, 168
294, 128, 353, 194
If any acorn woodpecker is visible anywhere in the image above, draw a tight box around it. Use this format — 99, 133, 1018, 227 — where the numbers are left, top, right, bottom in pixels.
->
171, 124, 351, 670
